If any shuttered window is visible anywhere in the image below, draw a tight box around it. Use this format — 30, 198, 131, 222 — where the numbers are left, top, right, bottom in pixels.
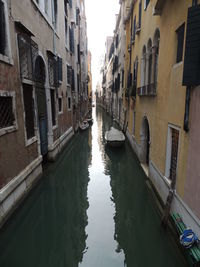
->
176, 23, 185, 63
183, 5, 200, 86
23, 84, 35, 139
0, 0, 6, 55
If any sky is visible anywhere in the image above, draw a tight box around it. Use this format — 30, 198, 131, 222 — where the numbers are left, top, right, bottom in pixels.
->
85, 0, 120, 91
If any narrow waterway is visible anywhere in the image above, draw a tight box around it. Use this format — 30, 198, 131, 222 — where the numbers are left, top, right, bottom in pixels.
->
0, 107, 186, 267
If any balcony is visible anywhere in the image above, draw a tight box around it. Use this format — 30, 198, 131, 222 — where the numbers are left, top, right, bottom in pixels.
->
137, 83, 157, 96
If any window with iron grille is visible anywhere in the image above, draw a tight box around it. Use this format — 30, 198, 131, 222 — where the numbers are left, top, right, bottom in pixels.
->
50, 89, 56, 126
0, 95, 15, 129
18, 34, 33, 80
0, 0, 6, 55
176, 23, 185, 63
23, 84, 35, 139
48, 53, 56, 87
169, 128, 179, 181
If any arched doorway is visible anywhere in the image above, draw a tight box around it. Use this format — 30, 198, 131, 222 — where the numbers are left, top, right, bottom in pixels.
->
35, 56, 48, 156
140, 117, 150, 164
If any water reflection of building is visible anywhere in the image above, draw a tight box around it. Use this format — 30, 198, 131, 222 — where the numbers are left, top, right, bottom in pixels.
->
0, 131, 91, 267
105, 143, 186, 267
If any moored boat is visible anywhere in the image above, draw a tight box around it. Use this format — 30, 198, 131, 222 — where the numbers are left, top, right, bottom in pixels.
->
79, 120, 89, 131
87, 117, 93, 125
105, 127, 125, 147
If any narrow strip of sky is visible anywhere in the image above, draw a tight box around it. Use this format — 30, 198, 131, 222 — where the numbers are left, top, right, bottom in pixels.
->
85, 0, 120, 91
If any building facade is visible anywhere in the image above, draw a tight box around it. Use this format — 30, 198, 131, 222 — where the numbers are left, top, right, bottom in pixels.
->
0, 0, 88, 226
98, 0, 200, 236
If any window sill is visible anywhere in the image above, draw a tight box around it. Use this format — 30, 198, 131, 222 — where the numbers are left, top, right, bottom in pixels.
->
25, 136, 37, 147
173, 61, 183, 69
163, 176, 172, 187
58, 111, 63, 115
0, 125, 17, 137
52, 125, 58, 131
0, 54, 13, 65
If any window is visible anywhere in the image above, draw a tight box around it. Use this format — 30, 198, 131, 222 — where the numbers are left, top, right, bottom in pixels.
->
176, 23, 185, 63
165, 126, 180, 182
141, 45, 146, 86
64, 0, 68, 16
65, 18, 68, 47
71, 68, 75, 91
69, 26, 74, 53
0, 0, 6, 55
133, 16, 136, 42
0, 0, 12, 63
50, 89, 56, 126
68, 97, 71, 110
48, 52, 56, 87
67, 65, 72, 85
23, 84, 35, 139
0, 95, 15, 129
153, 29, 160, 85
53, 0, 57, 27
138, 1, 142, 28
144, 0, 150, 10
69, 0, 72, 8
147, 39, 152, 85
76, 8, 80, 25
58, 97, 63, 113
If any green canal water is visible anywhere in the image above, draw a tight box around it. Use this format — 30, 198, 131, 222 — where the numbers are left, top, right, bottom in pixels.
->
0, 108, 187, 267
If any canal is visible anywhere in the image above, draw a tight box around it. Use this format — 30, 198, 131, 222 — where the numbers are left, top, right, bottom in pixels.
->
0, 108, 187, 267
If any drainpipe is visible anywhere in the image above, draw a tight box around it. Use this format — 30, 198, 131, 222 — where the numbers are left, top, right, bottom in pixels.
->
51, 0, 56, 54
183, 86, 191, 132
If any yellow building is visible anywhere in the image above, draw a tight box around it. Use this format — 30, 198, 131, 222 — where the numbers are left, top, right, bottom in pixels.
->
123, 0, 200, 235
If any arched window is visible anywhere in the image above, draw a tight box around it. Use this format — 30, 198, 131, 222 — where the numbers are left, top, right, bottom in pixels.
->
141, 45, 146, 86
153, 29, 160, 86
147, 39, 152, 85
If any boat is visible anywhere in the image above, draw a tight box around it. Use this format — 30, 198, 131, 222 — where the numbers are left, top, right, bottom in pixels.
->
105, 127, 125, 147
79, 120, 89, 131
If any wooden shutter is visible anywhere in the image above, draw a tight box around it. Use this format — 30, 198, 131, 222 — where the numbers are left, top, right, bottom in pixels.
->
58, 57, 63, 83
183, 5, 200, 86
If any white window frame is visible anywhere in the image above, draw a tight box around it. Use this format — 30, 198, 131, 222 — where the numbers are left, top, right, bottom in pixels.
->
165, 124, 180, 185
0, 91, 18, 137
0, 0, 13, 65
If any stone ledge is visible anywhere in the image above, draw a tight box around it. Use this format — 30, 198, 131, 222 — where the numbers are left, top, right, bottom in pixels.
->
0, 156, 42, 203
